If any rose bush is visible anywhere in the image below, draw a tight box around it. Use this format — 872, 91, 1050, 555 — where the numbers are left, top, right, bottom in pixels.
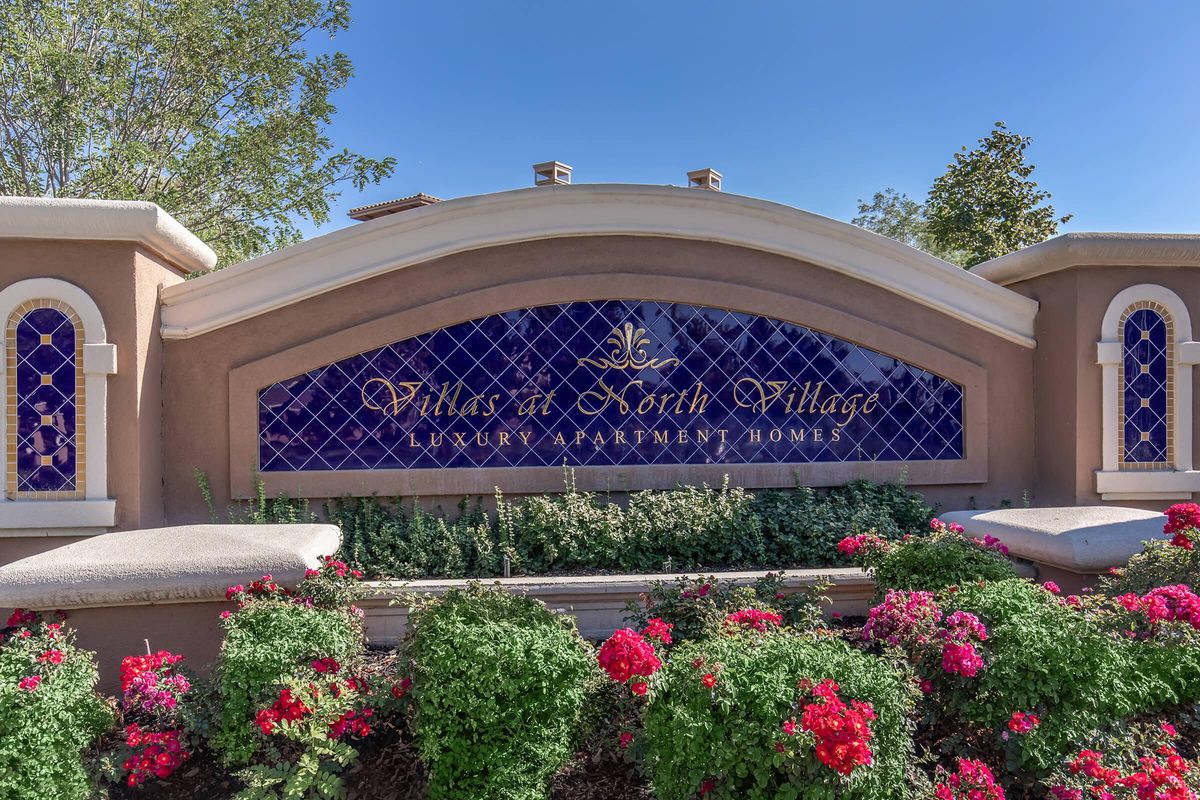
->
210, 557, 365, 766
640, 631, 914, 800
926, 579, 1200, 775
1045, 720, 1200, 800
624, 572, 828, 645
1103, 503, 1200, 596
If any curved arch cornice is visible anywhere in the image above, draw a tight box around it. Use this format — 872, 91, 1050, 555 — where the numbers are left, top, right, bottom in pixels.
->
160, 184, 1038, 347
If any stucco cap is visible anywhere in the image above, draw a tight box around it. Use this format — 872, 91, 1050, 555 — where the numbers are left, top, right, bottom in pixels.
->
940, 506, 1164, 572
0, 524, 340, 610
160, 183, 1038, 347
973, 232, 1200, 286
0, 196, 216, 273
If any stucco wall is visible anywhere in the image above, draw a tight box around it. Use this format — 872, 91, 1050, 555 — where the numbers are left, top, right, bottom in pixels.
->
0, 239, 184, 543
1007, 266, 1200, 508
162, 235, 1036, 520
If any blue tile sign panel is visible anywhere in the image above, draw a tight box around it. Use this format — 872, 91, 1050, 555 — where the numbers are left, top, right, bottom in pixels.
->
258, 301, 965, 472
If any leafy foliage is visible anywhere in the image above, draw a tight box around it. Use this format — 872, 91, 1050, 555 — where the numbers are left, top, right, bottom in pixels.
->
232, 676, 364, 800
941, 580, 1200, 774
210, 581, 363, 767
1042, 718, 1200, 800
867, 534, 1019, 594
0, 616, 114, 799
0, 0, 394, 266
325, 478, 934, 579
924, 122, 1071, 267
623, 573, 830, 645
1101, 539, 1200, 596
752, 482, 935, 567
407, 584, 596, 800
331, 495, 498, 579
853, 123, 1069, 267
642, 632, 915, 800
852, 188, 961, 263
198, 471, 318, 525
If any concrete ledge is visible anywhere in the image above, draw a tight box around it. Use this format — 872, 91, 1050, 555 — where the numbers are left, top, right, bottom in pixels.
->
358, 567, 874, 644
941, 506, 1165, 573
0, 524, 340, 609
0, 499, 117, 531
1095, 470, 1200, 501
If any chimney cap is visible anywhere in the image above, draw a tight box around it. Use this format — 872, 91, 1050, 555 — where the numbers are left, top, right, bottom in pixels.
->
347, 193, 443, 221
687, 168, 722, 191
533, 161, 572, 186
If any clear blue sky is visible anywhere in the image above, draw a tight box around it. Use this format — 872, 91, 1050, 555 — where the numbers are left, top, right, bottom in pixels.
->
298, 1, 1200, 241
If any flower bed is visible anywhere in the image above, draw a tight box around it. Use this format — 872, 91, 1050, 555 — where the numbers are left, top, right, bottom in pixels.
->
3, 505, 1200, 799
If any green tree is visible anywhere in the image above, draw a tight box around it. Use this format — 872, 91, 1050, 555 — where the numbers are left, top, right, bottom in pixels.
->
851, 187, 964, 264
0, 0, 395, 267
924, 121, 1071, 267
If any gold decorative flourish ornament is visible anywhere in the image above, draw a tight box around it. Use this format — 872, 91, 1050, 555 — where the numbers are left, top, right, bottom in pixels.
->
577, 322, 680, 371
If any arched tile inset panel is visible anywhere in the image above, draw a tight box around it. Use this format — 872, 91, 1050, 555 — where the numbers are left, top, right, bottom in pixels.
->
6, 301, 85, 498
1097, 284, 1200, 500
0, 278, 117, 529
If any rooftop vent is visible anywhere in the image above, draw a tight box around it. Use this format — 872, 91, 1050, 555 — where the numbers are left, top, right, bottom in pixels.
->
687, 168, 722, 191
533, 161, 572, 186
347, 193, 442, 222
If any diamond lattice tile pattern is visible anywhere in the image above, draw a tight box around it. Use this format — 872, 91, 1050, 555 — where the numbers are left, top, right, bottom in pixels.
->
14, 308, 78, 491
258, 301, 965, 471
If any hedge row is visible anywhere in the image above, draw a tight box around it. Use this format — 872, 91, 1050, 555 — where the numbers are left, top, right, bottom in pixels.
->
327, 478, 935, 579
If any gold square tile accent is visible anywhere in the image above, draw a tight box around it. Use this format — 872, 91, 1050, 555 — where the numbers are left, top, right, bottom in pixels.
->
1140, 364, 1150, 374
1141, 330, 1150, 340
40, 373, 51, 385
40, 414, 53, 426
39, 333, 51, 345
39, 455, 51, 466
1141, 398, 1150, 409
1141, 432, 1151, 442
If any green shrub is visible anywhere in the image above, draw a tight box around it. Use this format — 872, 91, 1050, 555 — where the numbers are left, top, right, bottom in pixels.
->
211, 469, 936, 579
754, 481, 935, 566
496, 477, 763, 573
1100, 539, 1200, 596
624, 573, 829, 645
942, 579, 1197, 773
197, 469, 317, 525
0, 615, 114, 799
331, 495, 498, 579
494, 482, 628, 573
407, 584, 595, 800
329, 478, 932, 579
642, 632, 915, 800
210, 579, 364, 766
869, 534, 1018, 593
1042, 717, 1200, 799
